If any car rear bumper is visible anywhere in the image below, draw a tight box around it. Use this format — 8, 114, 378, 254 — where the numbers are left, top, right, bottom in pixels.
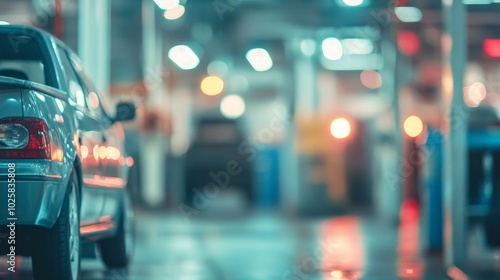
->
0, 160, 69, 228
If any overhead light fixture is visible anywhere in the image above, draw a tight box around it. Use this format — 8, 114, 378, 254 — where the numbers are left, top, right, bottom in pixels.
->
154, 0, 179, 10
341, 0, 364, 6
246, 48, 273, 72
164, 5, 185, 20
394, 7, 423, 23
322, 37, 343, 60
341, 39, 374, 55
221, 95, 245, 119
168, 45, 199, 70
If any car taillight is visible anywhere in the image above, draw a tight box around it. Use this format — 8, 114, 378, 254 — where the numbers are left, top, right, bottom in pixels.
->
0, 118, 51, 159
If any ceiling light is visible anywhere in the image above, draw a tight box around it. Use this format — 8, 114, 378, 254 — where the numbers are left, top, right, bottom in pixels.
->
168, 45, 199, 70
395, 7, 423, 23
164, 5, 185, 20
322, 37, 343, 60
342, 0, 364, 6
154, 0, 179, 10
246, 48, 273, 72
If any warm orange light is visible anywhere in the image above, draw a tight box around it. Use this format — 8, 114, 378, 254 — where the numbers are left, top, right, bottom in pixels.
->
403, 115, 423, 138
81, 145, 89, 159
105, 146, 121, 160
200, 76, 224, 96
52, 148, 64, 162
93, 145, 99, 160
98, 146, 107, 160
331, 270, 344, 278
330, 118, 351, 139
126, 156, 134, 167
88, 92, 99, 109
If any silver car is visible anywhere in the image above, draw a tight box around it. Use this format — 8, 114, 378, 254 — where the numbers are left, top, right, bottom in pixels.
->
0, 25, 135, 280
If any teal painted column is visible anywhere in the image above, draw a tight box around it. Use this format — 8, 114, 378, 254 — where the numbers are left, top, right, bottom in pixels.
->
78, 0, 111, 94
442, 0, 468, 268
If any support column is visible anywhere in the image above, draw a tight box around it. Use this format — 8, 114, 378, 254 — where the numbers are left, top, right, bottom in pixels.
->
376, 26, 402, 222
140, 0, 167, 208
442, 0, 467, 268
280, 37, 320, 213
78, 0, 111, 94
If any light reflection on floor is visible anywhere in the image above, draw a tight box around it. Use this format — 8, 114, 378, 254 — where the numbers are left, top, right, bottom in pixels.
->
0, 205, 464, 280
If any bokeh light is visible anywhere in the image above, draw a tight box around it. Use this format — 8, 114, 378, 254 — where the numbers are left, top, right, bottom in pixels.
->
168, 45, 199, 70
220, 95, 245, 118
463, 82, 487, 107
164, 5, 185, 20
322, 37, 343, 60
201, 76, 225, 96
246, 48, 273, 71
154, 0, 179, 10
342, 0, 364, 6
300, 39, 316, 56
403, 116, 423, 138
360, 70, 383, 89
208, 60, 229, 77
330, 118, 351, 139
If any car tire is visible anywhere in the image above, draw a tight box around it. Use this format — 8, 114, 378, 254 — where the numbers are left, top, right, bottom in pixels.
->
98, 192, 134, 269
32, 168, 81, 280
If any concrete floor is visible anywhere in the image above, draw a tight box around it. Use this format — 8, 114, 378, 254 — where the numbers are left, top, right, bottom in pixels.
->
0, 203, 499, 280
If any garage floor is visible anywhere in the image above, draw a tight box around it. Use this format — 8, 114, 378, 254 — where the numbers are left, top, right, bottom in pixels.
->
0, 202, 499, 280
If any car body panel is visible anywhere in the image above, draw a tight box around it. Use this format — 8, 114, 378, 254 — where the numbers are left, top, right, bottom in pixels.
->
0, 25, 132, 242
0, 89, 23, 118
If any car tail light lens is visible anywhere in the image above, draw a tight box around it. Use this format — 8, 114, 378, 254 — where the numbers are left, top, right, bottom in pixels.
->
0, 118, 51, 159
0, 124, 29, 148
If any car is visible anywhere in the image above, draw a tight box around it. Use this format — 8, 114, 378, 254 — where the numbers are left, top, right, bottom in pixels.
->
184, 117, 254, 209
0, 25, 136, 280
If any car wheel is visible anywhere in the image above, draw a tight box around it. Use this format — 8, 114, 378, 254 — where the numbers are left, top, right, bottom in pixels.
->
32, 168, 80, 280
98, 192, 135, 269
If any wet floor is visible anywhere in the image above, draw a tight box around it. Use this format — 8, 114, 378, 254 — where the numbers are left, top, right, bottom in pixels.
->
0, 202, 498, 279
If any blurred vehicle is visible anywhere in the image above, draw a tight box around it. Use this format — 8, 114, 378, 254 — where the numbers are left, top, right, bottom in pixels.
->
184, 118, 253, 208
0, 25, 136, 280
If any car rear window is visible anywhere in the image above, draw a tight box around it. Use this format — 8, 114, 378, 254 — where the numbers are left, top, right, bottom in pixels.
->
0, 33, 47, 85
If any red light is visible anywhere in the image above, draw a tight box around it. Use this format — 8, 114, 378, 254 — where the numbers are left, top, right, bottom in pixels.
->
483, 39, 500, 58
398, 31, 419, 56
0, 118, 51, 159
395, 0, 409, 6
